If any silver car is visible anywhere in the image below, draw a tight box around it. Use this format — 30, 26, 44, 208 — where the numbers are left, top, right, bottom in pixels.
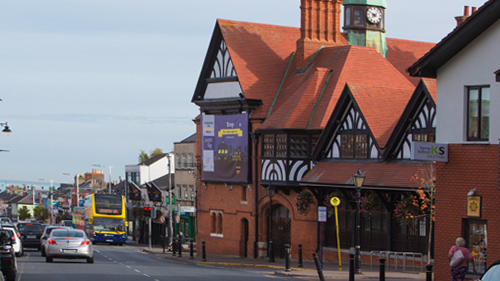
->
44, 229, 94, 263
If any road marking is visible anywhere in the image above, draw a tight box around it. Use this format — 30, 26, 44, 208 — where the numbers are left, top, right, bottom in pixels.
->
143, 274, 150, 278
135, 269, 141, 273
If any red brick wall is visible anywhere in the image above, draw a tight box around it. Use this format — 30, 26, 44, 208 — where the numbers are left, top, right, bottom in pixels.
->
434, 144, 499, 280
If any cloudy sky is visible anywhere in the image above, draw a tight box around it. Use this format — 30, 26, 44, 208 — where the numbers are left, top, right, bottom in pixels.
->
0, 0, 488, 187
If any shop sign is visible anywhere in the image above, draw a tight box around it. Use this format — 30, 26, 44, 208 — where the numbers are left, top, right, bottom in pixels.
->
411, 142, 448, 162
467, 196, 481, 217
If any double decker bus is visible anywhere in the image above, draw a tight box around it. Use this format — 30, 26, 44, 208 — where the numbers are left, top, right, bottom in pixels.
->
82, 194, 127, 245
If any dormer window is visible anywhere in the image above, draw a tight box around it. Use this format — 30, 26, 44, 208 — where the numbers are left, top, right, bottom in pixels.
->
341, 134, 368, 159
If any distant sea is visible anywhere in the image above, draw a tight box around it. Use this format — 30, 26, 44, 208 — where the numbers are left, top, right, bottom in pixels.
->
0, 179, 67, 192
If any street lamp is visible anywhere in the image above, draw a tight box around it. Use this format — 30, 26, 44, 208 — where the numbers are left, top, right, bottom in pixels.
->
93, 164, 113, 194
266, 185, 276, 262
352, 168, 365, 274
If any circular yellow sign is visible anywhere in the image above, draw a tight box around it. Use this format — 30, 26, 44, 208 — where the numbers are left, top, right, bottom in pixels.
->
330, 197, 341, 207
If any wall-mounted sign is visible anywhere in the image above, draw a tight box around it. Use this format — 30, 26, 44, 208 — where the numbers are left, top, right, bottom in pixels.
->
318, 206, 327, 222
467, 196, 481, 217
411, 142, 448, 162
201, 113, 249, 182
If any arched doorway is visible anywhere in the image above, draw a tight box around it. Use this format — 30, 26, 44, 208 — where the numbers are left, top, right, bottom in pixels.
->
240, 218, 249, 257
269, 205, 291, 259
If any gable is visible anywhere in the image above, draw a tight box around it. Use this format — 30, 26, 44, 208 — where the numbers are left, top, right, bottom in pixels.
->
204, 40, 243, 100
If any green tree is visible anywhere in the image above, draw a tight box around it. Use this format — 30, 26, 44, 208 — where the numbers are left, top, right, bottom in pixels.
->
18, 206, 31, 221
138, 148, 164, 163
33, 205, 48, 222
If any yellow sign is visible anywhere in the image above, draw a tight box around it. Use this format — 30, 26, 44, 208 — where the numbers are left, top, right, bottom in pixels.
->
218, 129, 243, 137
330, 197, 341, 207
467, 196, 481, 217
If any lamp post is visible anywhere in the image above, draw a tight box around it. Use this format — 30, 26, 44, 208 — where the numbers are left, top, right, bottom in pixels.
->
40, 179, 55, 224
266, 185, 276, 262
352, 168, 365, 274
63, 173, 83, 208
93, 164, 113, 194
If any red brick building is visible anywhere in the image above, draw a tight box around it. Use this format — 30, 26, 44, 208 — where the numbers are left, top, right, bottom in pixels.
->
409, 1, 500, 279
192, 0, 439, 266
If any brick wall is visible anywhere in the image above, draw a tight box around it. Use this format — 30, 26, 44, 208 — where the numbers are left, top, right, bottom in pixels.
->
434, 144, 499, 280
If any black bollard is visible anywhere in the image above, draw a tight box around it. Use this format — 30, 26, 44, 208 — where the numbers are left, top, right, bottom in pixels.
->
313, 253, 325, 281
379, 258, 386, 281
177, 239, 182, 257
426, 264, 433, 281
349, 253, 355, 281
202, 241, 207, 262
268, 241, 275, 262
285, 244, 291, 272
298, 244, 303, 268
189, 239, 194, 259
162, 236, 165, 254
172, 239, 177, 256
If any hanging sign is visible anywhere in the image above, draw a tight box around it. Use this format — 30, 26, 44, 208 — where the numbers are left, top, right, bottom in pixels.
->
467, 196, 481, 217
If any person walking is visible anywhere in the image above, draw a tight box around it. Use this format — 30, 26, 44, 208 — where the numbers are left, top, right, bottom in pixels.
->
449, 237, 476, 281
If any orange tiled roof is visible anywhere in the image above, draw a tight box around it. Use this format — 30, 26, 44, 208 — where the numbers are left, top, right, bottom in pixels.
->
348, 84, 414, 148
300, 161, 431, 189
218, 19, 299, 118
386, 38, 435, 86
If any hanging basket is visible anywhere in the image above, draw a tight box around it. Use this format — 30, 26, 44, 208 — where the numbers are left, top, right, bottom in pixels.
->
295, 191, 314, 215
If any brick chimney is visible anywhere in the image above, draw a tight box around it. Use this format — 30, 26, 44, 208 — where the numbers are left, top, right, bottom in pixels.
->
455, 6, 477, 26
296, 0, 344, 70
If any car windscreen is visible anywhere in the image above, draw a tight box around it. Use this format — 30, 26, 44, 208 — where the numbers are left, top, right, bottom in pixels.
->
18, 224, 43, 232
52, 230, 84, 238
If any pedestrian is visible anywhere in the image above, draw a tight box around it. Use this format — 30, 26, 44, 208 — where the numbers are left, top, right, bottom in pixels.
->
449, 237, 476, 281
180, 232, 186, 245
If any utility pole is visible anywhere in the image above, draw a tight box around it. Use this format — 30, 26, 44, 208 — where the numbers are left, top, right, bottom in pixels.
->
168, 153, 173, 247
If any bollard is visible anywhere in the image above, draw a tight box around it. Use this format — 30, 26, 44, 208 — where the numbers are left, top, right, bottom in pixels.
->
202, 241, 207, 262
177, 239, 182, 257
162, 236, 165, 254
313, 253, 325, 281
379, 258, 386, 281
298, 244, 303, 268
426, 264, 433, 281
268, 241, 275, 262
349, 253, 355, 281
172, 239, 177, 256
189, 239, 194, 259
285, 244, 291, 272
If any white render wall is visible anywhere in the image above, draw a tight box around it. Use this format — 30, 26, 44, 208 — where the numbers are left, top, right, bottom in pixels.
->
436, 19, 500, 144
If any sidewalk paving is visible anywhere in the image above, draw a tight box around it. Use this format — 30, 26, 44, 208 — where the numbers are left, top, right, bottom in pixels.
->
129, 241, 427, 280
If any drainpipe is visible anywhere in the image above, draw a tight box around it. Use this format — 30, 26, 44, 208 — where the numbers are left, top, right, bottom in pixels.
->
252, 132, 259, 258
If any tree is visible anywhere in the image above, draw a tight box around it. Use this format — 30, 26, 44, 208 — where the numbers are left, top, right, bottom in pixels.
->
33, 205, 48, 222
138, 148, 164, 163
18, 206, 31, 221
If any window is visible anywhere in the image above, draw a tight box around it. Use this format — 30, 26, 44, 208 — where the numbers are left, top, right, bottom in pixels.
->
290, 135, 308, 157
176, 185, 182, 199
263, 134, 275, 157
341, 134, 368, 159
189, 185, 195, 201
210, 210, 223, 237
183, 185, 188, 200
182, 154, 187, 168
126, 172, 140, 185
188, 154, 193, 168
176, 154, 181, 167
465, 220, 487, 274
467, 86, 490, 141
413, 133, 435, 143
241, 185, 247, 202
276, 134, 287, 157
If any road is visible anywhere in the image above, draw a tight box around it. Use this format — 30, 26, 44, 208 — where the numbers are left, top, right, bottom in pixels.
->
16, 245, 300, 281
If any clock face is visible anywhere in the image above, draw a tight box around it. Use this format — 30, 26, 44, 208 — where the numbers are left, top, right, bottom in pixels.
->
366, 7, 382, 24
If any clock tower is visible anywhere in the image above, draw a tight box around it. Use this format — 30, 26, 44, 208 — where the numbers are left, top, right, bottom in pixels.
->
343, 0, 387, 58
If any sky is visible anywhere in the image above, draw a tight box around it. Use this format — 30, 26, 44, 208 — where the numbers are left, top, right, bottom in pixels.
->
0, 0, 489, 188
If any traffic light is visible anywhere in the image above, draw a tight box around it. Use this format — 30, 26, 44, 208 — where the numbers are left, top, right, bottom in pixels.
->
143, 206, 151, 217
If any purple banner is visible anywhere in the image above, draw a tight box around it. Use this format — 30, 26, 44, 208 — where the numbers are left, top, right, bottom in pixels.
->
201, 113, 249, 182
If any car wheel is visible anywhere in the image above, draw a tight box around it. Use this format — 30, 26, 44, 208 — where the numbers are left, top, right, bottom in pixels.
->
46, 256, 53, 263
87, 256, 94, 264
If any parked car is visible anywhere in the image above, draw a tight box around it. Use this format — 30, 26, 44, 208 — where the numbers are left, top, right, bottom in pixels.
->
17, 222, 44, 250
44, 229, 94, 263
0, 225, 22, 257
40, 225, 68, 256
0, 218, 12, 225
477, 260, 500, 281
0, 229, 17, 281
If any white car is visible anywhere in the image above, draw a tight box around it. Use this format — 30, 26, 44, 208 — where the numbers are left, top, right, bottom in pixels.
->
1, 224, 22, 257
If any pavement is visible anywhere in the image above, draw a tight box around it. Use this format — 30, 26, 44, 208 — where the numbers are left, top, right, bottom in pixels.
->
127, 239, 428, 280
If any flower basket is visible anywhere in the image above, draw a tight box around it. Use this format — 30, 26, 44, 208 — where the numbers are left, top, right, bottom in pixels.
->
360, 192, 381, 217
394, 196, 421, 226
295, 191, 314, 215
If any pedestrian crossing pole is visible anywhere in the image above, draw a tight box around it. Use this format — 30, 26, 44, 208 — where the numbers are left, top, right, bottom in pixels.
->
149, 217, 152, 250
